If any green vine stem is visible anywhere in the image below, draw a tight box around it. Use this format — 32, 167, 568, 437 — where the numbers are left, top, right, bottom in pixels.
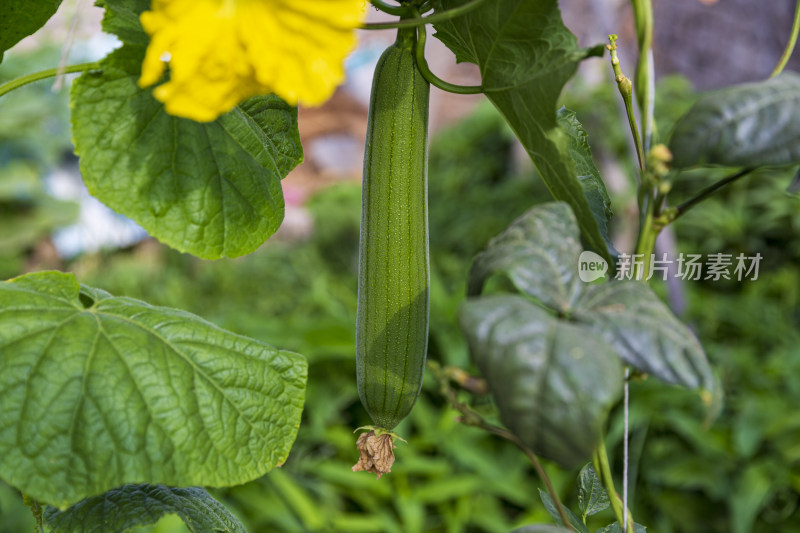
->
0, 62, 101, 98
369, 0, 412, 16
414, 12, 482, 94
633, 192, 657, 280
592, 440, 636, 533
631, 0, 655, 151
428, 362, 574, 531
361, 0, 488, 30
771, 0, 800, 77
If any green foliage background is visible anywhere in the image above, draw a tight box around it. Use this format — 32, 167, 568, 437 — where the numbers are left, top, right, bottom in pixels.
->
2, 70, 800, 531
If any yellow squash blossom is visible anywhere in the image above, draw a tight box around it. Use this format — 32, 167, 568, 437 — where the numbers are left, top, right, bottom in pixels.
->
138, 0, 367, 122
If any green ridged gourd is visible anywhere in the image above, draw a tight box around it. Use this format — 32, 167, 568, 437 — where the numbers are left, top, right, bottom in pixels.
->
356, 24, 430, 431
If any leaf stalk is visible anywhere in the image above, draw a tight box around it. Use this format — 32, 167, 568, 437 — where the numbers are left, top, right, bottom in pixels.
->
360, 0, 488, 30
0, 62, 101, 98
771, 0, 800, 77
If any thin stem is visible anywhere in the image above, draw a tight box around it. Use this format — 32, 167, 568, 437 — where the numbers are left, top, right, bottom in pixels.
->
428, 362, 573, 531
361, 0, 488, 30
593, 440, 636, 532
0, 62, 101, 98
623, 368, 630, 533
485, 424, 574, 529
670, 168, 754, 221
415, 16, 482, 94
368, 0, 411, 16
631, 0, 654, 151
607, 35, 646, 174
771, 0, 800, 77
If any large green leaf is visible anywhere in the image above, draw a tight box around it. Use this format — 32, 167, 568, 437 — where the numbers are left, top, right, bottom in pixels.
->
0, 271, 307, 508
432, 0, 610, 261
669, 72, 800, 168
0, 0, 63, 62
459, 295, 623, 468
70, 44, 303, 259
467, 203, 583, 313
574, 281, 714, 392
460, 202, 715, 457
44, 484, 246, 533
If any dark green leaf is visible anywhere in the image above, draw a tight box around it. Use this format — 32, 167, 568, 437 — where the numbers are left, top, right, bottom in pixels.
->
669, 72, 800, 168
0, 0, 63, 62
574, 281, 715, 393
97, 0, 151, 46
595, 522, 647, 533
44, 484, 246, 533
70, 45, 303, 259
467, 203, 583, 313
557, 107, 615, 254
433, 0, 611, 261
578, 463, 610, 517
460, 295, 623, 468
538, 489, 589, 533
0, 271, 306, 508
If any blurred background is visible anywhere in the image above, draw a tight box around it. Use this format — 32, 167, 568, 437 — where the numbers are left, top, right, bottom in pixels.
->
1, 0, 800, 532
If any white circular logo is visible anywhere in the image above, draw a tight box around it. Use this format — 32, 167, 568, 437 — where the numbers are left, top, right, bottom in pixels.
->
578, 251, 608, 283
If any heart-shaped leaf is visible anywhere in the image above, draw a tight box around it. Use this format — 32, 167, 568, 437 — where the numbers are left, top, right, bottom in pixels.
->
467, 202, 583, 313
669, 72, 800, 168
71, 44, 303, 259
0, 271, 306, 508
44, 484, 246, 533
460, 295, 623, 468
432, 0, 611, 261
574, 281, 714, 393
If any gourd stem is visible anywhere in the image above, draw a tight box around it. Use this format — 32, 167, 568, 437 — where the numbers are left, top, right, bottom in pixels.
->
360, 0, 488, 30
0, 62, 101, 98
771, 0, 800, 77
414, 17, 482, 95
